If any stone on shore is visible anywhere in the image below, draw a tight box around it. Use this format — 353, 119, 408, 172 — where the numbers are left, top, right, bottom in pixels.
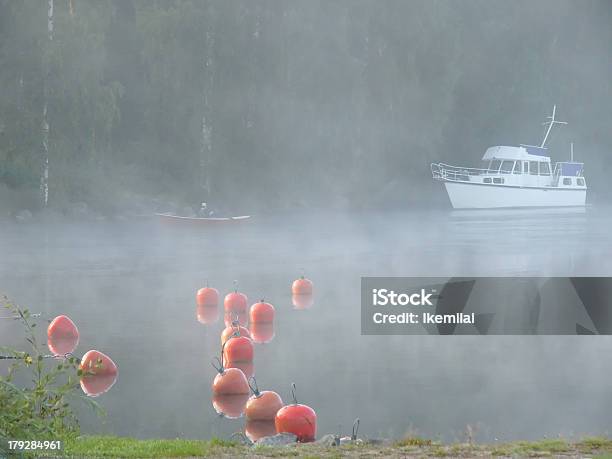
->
254, 433, 297, 446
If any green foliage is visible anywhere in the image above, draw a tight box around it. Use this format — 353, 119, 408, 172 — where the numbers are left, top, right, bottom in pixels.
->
0, 296, 103, 454
395, 436, 433, 447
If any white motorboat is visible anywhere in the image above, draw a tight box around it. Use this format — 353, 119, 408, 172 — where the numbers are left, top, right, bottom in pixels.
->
431, 106, 587, 209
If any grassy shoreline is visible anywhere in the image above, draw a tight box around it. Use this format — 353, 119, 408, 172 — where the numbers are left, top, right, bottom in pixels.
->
21, 435, 612, 458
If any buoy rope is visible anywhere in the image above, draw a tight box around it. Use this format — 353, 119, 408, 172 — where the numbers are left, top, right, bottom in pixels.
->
0, 352, 80, 362
0, 313, 43, 320
219, 338, 229, 369
233, 280, 238, 293
211, 356, 224, 374
248, 376, 260, 397
352, 418, 360, 440
291, 382, 298, 404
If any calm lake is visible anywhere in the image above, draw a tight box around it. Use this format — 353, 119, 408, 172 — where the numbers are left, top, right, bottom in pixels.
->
1, 207, 611, 442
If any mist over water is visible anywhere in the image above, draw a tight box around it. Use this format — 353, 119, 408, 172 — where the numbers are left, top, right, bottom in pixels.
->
1, 0, 612, 448
2, 207, 612, 442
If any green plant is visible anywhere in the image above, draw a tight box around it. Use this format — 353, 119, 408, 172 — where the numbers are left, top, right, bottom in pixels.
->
0, 295, 103, 454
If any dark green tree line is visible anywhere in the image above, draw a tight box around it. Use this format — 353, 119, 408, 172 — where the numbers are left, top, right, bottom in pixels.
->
0, 0, 611, 214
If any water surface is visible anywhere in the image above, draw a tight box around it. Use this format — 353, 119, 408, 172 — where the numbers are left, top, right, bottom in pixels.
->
1, 207, 611, 442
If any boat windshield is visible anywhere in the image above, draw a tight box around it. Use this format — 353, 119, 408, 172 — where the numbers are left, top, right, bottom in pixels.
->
500, 160, 514, 174
488, 160, 502, 172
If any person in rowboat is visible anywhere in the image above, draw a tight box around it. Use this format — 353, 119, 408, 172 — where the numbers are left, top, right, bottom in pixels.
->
199, 202, 216, 217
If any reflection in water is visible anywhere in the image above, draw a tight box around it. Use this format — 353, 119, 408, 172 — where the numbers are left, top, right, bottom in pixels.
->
79, 350, 118, 397
196, 304, 219, 325
221, 323, 251, 346
245, 419, 276, 441
212, 393, 249, 419
224, 361, 254, 380
292, 293, 314, 310
250, 322, 274, 344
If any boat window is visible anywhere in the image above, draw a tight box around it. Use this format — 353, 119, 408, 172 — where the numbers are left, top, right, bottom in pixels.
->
483, 177, 492, 184
523, 162, 529, 173
563, 178, 572, 186
488, 160, 502, 172
500, 161, 514, 174
529, 161, 539, 175
577, 178, 585, 186
539, 162, 551, 176
513, 161, 522, 174
493, 177, 504, 184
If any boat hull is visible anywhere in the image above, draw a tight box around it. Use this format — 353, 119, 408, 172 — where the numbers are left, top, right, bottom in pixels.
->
156, 213, 251, 225
444, 182, 586, 209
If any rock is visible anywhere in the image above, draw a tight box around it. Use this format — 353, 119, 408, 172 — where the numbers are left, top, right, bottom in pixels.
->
316, 434, 339, 446
254, 433, 297, 447
15, 209, 32, 222
339, 436, 363, 445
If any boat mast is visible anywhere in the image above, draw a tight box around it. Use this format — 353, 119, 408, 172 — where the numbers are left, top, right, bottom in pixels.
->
540, 105, 567, 148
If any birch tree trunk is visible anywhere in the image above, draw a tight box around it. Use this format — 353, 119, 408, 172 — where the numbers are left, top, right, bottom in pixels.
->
200, 5, 215, 200
41, 0, 53, 207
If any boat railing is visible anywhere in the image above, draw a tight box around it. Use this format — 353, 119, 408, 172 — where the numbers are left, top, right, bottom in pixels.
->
431, 163, 492, 182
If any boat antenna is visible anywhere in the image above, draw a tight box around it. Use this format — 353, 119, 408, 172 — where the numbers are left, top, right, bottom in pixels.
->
570, 142, 574, 162
540, 105, 567, 148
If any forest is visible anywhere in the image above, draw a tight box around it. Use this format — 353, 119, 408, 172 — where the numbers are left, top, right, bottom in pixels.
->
0, 0, 611, 216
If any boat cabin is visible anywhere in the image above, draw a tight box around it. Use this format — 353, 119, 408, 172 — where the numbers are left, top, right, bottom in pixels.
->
479, 145, 586, 189
432, 145, 586, 190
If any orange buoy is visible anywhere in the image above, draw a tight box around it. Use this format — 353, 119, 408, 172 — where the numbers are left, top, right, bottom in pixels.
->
245, 377, 283, 421
275, 383, 317, 442
221, 322, 251, 347
291, 275, 313, 295
197, 286, 219, 308
224, 287, 248, 327
249, 300, 275, 343
47, 315, 79, 355
212, 393, 250, 419
245, 419, 277, 442
292, 293, 314, 310
196, 286, 219, 324
249, 300, 275, 324
250, 322, 275, 344
223, 335, 254, 379
79, 350, 118, 397
211, 357, 249, 395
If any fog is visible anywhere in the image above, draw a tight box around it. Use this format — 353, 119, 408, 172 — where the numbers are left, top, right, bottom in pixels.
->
0, 1, 611, 214
2, 209, 612, 441
1, 0, 612, 444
